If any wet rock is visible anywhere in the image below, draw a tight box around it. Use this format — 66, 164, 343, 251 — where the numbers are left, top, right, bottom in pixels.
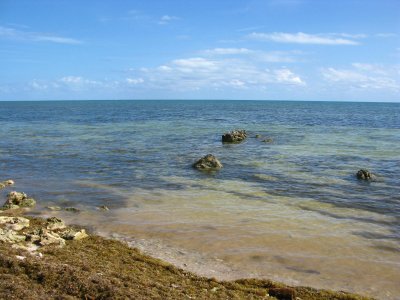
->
222, 129, 247, 143
356, 169, 374, 180
0, 228, 26, 244
192, 154, 223, 171
255, 134, 261, 138
65, 207, 80, 213
0, 216, 30, 231
0, 179, 14, 189
46, 217, 66, 231
97, 205, 109, 211
2, 191, 36, 210
262, 138, 273, 143
59, 228, 88, 241
46, 206, 62, 211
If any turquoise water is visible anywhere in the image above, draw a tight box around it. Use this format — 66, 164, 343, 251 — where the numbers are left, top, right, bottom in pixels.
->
1, 100, 399, 298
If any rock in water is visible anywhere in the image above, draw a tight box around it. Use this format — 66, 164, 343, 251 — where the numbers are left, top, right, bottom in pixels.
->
2, 191, 36, 210
193, 154, 223, 171
356, 169, 374, 180
222, 129, 247, 143
0, 180, 14, 190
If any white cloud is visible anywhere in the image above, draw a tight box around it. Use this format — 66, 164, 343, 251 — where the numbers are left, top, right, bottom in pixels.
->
158, 15, 179, 25
249, 32, 359, 45
204, 48, 252, 55
172, 57, 219, 72
275, 69, 306, 85
322, 64, 399, 90
126, 78, 144, 85
134, 55, 306, 91
0, 25, 82, 44
203, 47, 303, 63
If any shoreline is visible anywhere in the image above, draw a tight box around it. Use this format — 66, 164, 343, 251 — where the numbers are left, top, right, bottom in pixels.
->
0, 208, 373, 299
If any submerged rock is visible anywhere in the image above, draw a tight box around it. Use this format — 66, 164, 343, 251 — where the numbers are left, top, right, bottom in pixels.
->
222, 129, 247, 143
0, 179, 14, 190
97, 205, 109, 211
65, 207, 80, 213
193, 154, 223, 171
356, 169, 374, 180
46, 206, 62, 211
2, 191, 36, 210
261, 138, 273, 143
0, 216, 30, 231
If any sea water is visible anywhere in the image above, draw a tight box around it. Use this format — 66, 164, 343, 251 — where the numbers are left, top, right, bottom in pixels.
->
0, 100, 399, 299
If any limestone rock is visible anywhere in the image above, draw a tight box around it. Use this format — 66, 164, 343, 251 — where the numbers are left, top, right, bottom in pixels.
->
60, 228, 88, 241
0, 216, 30, 231
356, 169, 374, 180
193, 154, 223, 171
46, 217, 66, 231
2, 191, 36, 210
0, 179, 14, 190
0, 228, 26, 244
37, 229, 65, 247
222, 129, 247, 143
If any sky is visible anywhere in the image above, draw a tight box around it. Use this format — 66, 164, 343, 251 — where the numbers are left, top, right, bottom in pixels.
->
0, 0, 399, 101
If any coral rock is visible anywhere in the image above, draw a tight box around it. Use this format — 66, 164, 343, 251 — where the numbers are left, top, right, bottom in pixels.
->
222, 129, 247, 143
193, 154, 223, 171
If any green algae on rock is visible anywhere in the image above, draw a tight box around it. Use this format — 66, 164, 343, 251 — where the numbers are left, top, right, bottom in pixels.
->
193, 154, 223, 171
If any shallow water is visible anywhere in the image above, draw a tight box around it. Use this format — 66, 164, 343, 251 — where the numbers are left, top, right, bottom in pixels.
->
1, 100, 399, 299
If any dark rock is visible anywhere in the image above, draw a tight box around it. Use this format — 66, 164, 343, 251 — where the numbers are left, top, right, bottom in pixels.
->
2, 191, 36, 210
262, 138, 273, 143
65, 207, 80, 212
222, 130, 247, 143
356, 169, 374, 180
193, 154, 223, 171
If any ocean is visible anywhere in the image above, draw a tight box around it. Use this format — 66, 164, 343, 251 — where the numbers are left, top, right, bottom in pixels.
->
1, 100, 399, 299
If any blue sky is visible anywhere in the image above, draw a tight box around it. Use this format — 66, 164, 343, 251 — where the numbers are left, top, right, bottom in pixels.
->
0, 0, 399, 101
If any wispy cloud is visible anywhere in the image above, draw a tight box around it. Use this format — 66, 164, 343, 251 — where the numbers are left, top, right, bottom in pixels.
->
322, 63, 399, 90
0, 25, 82, 44
203, 47, 304, 63
203, 48, 252, 55
248, 32, 359, 45
158, 15, 179, 25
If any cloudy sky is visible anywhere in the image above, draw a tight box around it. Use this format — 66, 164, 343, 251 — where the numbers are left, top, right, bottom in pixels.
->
0, 0, 399, 101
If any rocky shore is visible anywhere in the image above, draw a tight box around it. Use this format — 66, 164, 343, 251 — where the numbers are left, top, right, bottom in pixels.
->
0, 181, 374, 299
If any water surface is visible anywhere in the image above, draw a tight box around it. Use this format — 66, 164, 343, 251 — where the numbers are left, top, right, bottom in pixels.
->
1, 100, 399, 299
